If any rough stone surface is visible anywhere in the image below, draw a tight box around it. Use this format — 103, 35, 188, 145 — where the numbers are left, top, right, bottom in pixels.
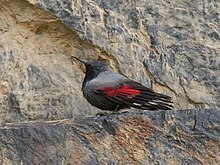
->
0, 0, 219, 164
0, 0, 219, 123
31, 0, 220, 110
0, 0, 103, 123
0, 109, 219, 164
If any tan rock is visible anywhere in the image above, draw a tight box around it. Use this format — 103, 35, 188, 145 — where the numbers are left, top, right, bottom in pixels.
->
0, 81, 9, 95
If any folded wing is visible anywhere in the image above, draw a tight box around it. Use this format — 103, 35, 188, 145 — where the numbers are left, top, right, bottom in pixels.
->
94, 80, 173, 110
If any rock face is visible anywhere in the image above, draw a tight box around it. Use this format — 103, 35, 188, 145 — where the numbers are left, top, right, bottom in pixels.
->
0, 109, 219, 164
0, 0, 219, 123
32, 0, 220, 110
0, 0, 219, 164
0, 0, 220, 123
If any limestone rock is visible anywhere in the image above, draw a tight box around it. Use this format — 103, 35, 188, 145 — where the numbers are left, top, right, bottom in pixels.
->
0, 109, 219, 164
0, 0, 219, 123
0, 0, 219, 121
31, 0, 220, 110
0, 0, 102, 123
0, 0, 219, 164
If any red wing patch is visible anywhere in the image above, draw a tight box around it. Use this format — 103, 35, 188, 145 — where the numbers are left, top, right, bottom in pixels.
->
100, 84, 140, 97
95, 81, 173, 110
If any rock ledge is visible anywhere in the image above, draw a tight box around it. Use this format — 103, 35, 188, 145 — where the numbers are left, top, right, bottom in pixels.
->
0, 108, 219, 165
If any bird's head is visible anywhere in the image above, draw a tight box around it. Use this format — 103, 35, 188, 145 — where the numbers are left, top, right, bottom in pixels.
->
73, 56, 110, 73
72, 57, 111, 84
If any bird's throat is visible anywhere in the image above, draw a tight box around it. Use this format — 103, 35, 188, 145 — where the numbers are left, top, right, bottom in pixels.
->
82, 69, 98, 89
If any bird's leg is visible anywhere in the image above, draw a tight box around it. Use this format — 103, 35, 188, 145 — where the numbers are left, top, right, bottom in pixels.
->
121, 110, 129, 114
95, 111, 112, 116
96, 106, 121, 116
108, 105, 121, 115
114, 105, 121, 112
110, 105, 129, 115
96, 105, 129, 116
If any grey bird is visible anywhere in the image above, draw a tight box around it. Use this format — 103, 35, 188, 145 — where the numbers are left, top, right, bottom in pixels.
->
73, 57, 173, 111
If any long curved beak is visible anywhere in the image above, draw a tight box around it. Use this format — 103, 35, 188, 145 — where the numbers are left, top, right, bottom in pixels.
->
72, 56, 88, 65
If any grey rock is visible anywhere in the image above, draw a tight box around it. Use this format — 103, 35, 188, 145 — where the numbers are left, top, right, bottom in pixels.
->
0, 109, 219, 164
0, 0, 219, 126
0, 0, 219, 164
30, 0, 220, 111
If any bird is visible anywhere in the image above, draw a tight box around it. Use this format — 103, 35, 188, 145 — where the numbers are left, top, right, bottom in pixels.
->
73, 57, 173, 111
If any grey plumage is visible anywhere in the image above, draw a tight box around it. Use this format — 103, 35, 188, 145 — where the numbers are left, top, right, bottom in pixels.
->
73, 57, 173, 111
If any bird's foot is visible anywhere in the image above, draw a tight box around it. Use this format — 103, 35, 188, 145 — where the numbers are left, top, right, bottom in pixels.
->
95, 111, 111, 116
119, 110, 129, 114
112, 110, 129, 115
109, 109, 129, 115
95, 110, 129, 116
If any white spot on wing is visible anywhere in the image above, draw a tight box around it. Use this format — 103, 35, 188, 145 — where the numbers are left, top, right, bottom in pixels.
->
148, 101, 158, 105
133, 103, 141, 106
